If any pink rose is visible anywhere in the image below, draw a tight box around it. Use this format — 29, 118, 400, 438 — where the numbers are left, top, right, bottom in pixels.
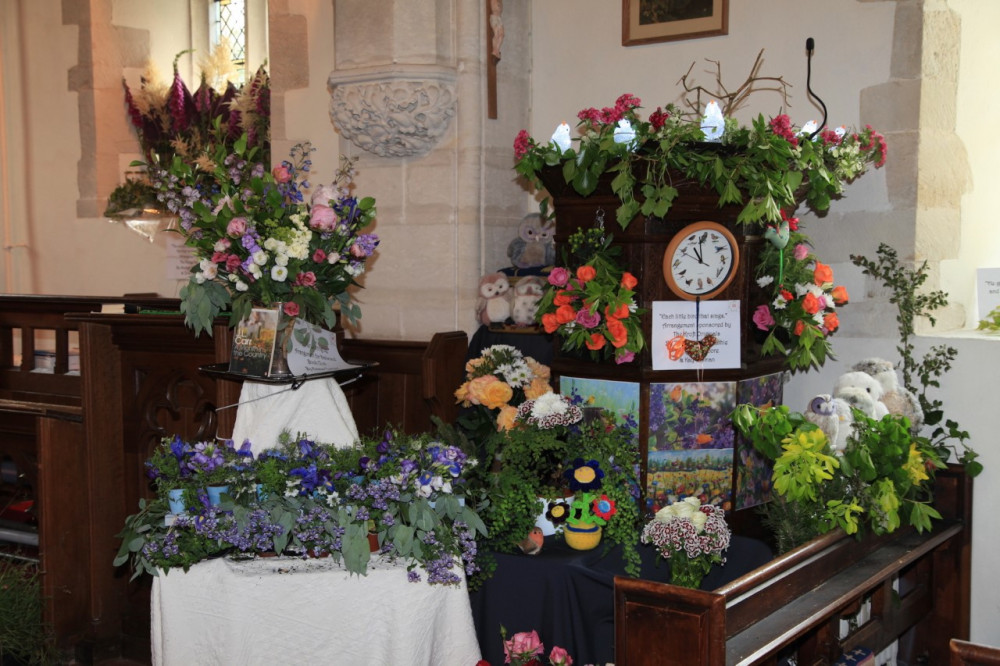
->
227, 217, 247, 237
327, 252, 342, 264
272, 165, 292, 183
548, 267, 570, 287
225, 255, 242, 272
312, 249, 327, 263
549, 646, 573, 666
310, 204, 336, 231
752, 304, 775, 331
211, 251, 227, 263
793, 243, 809, 261
615, 350, 635, 365
295, 271, 317, 287
504, 630, 543, 663
282, 302, 300, 317
575, 308, 601, 329
350, 243, 367, 258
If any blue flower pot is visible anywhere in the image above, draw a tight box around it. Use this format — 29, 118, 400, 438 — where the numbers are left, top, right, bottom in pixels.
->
206, 485, 229, 507
167, 488, 186, 514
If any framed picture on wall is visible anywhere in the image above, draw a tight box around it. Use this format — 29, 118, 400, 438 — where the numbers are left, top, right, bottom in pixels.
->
622, 0, 729, 46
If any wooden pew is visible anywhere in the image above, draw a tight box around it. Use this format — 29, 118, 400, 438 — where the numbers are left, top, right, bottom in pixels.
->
614, 465, 972, 665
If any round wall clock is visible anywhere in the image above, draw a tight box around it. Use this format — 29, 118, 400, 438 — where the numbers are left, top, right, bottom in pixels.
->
662, 221, 740, 301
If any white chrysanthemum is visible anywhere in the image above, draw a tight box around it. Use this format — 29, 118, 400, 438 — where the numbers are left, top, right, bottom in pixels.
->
757, 275, 774, 288
271, 265, 288, 282
252, 250, 268, 266
530, 391, 568, 418
772, 295, 788, 310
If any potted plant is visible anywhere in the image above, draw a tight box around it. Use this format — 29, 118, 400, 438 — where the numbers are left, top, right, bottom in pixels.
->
640, 496, 731, 589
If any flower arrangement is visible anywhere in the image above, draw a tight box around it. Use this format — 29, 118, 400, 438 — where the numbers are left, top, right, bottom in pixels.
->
149, 137, 378, 336
513, 92, 886, 231
535, 226, 645, 364
731, 403, 945, 553
473, 628, 574, 666
752, 220, 850, 371
116, 430, 485, 586
641, 497, 731, 589
476, 397, 643, 576
454, 344, 553, 437
107, 46, 269, 218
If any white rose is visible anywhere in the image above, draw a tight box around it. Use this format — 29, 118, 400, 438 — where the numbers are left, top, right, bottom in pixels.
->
252, 250, 268, 266
199, 259, 217, 280
690, 509, 708, 532
234, 280, 249, 292
248, 264, 262, 279
275, 253, 289, 267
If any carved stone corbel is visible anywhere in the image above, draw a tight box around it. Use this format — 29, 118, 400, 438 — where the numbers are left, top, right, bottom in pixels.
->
327, 65, 457, 158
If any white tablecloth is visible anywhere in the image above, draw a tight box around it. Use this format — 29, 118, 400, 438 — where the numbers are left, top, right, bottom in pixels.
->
151, 555, 482, 666
231, 377, 359, 453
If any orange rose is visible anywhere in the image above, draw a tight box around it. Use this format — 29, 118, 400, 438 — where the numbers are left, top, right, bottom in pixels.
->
621, 272, 638, 290
814, 262, 834, 286
823, 312, 840, 332
606, 317, 628, 348
669, 385, 683, 402
541, 312, 560, 334
525, 358, 551, 381
576, 265, 597, 283
831, 285, 849, 305
555, 304, 577, 324
585, 333, 606, 350
793, 320, 805, 336
464, 357, 485, 375
496, 405, 518, 432
605, 302, 630, 320
802, 292, 820, 315
553, 290, 575, 307
464, 375, 497, 405
480, 380, 514, 410
524, 377, 553, 400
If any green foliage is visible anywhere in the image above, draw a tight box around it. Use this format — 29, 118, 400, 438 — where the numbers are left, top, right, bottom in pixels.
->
515, 100, 886, 232
851, 243, 982, 477
977, 305, 1000, 333
733, 404, 946, 552
0, 564, 57, 665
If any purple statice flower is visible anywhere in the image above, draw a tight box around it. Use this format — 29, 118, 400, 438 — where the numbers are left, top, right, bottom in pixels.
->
407, 570, 421, 583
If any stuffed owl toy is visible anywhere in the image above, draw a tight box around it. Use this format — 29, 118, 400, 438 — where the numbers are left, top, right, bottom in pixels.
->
475, 272, 512, 326
507, 214, 555, 269
805, 393, 854, 454
833, 371, 890, 420
510, 276, 546, 326
852, 357, 924, 432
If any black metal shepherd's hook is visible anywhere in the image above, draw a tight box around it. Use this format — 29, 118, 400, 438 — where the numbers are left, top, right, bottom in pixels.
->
806, 37, 828, 141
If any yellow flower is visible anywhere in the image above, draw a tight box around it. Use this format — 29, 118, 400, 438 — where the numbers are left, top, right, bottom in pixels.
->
480, 380, 514, 410
525, 358, 550, 381
903, 443, 930, 485
496, 405, 518, 431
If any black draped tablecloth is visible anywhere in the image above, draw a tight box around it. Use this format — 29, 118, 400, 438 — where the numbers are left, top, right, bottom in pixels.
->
468, 535, 773, 665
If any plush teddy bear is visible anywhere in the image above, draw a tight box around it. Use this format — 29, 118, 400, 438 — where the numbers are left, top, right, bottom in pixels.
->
833, 371, 890, 420
510, 276, 546, 326
851, 357, 924, 432
475, 272, 512, 326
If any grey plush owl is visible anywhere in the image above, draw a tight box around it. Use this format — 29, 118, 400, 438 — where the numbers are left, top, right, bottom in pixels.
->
507, 214, 555, 269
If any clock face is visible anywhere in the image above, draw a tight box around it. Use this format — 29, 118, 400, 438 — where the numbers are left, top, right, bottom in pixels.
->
663, 221, 739, 300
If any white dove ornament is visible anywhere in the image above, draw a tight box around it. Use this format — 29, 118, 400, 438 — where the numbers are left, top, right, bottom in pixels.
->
799, 120, 819, 139
701, 101, 724, 142
550, 122, 572, 153
613, 119, 637, 150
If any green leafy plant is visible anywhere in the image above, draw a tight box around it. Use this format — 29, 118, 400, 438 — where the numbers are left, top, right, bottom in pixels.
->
977, 305, 1000, 333
733, 403, 945, 552
850, 242, 981, 477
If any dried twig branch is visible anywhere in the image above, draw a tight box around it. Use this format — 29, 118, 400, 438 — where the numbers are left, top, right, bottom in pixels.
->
678, 49, 792, 117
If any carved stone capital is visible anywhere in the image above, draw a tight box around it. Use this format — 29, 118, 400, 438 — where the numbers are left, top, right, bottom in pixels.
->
328, 65, 457, 158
